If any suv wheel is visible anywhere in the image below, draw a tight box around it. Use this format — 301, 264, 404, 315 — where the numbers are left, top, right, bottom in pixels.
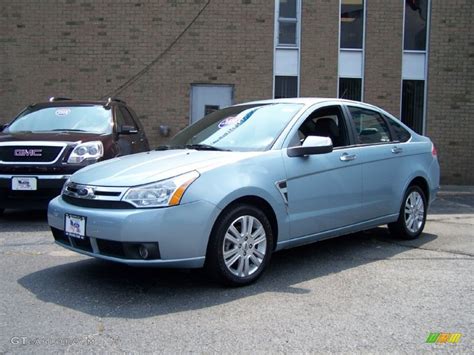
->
206, 204, 273, 286
389, 185, 427, 239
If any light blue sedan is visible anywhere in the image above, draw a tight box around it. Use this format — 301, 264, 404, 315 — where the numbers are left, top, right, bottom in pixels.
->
48, 98, 440, 285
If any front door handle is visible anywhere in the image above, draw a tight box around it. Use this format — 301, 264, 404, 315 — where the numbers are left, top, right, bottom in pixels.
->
392, 146, 403, 154
340, 153, 357, 162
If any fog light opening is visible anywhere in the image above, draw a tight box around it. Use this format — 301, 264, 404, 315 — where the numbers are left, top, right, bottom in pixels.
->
138, 245, 149, 259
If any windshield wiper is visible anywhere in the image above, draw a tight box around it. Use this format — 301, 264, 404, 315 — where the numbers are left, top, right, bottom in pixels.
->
49, 129, 87, 132
155, 145, 183, 151
185, 144, 230, 151
155, 144, 230, 151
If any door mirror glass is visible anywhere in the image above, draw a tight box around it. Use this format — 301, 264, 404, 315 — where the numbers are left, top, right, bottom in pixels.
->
287, 136, 333, 157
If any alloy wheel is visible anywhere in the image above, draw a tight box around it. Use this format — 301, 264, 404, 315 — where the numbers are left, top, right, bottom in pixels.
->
222, 215, 267, 277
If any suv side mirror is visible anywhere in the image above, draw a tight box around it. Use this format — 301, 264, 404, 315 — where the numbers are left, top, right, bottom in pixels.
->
287, 136, 333, 157
0, 123, 8, 132
119, 125, 138, 135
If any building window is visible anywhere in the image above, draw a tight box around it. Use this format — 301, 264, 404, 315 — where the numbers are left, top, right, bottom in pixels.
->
339, 78, 362, 101
277, 0, 298, 46
340, 0, 364, 49
404, 0, 428, 51
401, 80, 424, 134
275, 76, 298, 99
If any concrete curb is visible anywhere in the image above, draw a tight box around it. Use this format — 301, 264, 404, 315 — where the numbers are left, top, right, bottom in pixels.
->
438, 185, 474, 195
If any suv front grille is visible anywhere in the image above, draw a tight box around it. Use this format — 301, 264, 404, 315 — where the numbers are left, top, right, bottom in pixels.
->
0, 144, 65, 164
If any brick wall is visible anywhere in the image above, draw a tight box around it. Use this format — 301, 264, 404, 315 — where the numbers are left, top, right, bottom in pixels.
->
427, 0, 474, 184
1, 0, 472, 184
0, 0, 274, 145
299, 0, 338, 97
364, 0, 403, 116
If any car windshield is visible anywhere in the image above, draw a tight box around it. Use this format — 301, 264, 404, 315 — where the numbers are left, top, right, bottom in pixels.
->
170, 103, 303, 151
7, 105, 113, 134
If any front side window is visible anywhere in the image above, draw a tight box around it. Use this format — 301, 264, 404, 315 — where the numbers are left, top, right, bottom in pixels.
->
278, 0, 298, 46
171, 103, 303, 152
340, 0, 365, 49
348, 106, 391, 144
7, 105, 113, 134
293, 106, 349, 148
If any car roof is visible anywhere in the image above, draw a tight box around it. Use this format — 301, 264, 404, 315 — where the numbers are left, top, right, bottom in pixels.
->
236, 97, 382, 111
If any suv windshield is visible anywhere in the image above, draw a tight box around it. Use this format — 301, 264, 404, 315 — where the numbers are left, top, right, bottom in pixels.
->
170, 103, 303, 151
7, 105, 113, 134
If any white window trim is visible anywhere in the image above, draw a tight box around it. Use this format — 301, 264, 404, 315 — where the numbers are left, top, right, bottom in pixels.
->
337, 0, 366, 101
400, 0, 431, 134
273, 0, 302, 98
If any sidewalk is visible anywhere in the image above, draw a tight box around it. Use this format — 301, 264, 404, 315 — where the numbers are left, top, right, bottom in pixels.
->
438, 185, 474, 195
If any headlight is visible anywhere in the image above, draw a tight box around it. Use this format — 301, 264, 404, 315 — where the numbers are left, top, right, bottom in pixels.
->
67, 141, 104, 164
122, 171, 200, 208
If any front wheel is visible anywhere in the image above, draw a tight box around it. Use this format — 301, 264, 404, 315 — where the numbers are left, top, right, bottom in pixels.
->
205, 204, 273, 286
388, 185, 427, 239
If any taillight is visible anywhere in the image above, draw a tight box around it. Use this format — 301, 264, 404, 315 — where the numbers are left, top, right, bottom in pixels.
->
431, 143, 438, 157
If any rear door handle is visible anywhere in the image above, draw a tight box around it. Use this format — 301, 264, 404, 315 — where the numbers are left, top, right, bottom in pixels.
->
340, 153, 357, 162
392, 146, 403, 154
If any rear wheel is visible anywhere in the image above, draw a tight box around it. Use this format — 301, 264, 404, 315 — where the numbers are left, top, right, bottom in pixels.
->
205, 204, 273, 286
388, 185, 427, 239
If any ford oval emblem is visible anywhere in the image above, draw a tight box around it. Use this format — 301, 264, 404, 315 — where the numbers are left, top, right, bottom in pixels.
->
77, 187, 95, 199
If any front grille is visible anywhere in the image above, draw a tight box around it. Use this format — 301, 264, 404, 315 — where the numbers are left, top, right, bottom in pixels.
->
62, 195, 134, 209
0, 145, 64, 163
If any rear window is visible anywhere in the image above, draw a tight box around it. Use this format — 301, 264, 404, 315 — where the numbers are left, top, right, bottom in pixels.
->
8, 105, 113, 134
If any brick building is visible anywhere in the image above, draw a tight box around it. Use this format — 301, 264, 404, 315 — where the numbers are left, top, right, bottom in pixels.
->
0, 0, 472, 184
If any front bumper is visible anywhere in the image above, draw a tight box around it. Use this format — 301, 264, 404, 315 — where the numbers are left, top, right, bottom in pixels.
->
48, 196, 222, 268
0, 174, 70, 209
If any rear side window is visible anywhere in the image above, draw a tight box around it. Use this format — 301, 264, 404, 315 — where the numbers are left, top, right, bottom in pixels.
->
384, 115, 411, 142
348, 106, 391, 144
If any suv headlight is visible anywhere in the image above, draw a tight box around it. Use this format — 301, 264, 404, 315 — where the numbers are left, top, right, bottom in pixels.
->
67, 141, 104, 164
122, 171, 200, 208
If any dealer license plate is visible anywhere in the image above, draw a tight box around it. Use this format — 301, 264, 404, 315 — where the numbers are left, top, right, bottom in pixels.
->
12, 177, 37, 191
64, 214, 86, 239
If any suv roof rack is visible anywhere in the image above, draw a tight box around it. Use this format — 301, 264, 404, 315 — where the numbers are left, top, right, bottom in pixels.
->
104, 97, 126, 107
49, 97, 73, 102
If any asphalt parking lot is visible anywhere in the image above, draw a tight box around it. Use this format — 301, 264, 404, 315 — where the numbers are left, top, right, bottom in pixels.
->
0, 188, 473, 353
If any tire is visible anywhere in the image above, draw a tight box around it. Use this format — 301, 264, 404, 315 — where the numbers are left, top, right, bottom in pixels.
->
205, 203, 274, 286
388, 185, 427, 240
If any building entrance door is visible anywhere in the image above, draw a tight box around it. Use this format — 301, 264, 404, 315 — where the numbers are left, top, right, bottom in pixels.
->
190, 84, 233, 124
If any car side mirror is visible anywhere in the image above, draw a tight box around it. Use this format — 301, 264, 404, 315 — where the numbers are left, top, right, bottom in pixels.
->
118, 125, 138, 135
0, 123, 8, 132
287, 136, 333, 157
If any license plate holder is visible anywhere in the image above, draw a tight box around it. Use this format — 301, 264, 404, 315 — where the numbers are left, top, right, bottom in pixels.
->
64, 214, 87, 239
11, 177, 37, 191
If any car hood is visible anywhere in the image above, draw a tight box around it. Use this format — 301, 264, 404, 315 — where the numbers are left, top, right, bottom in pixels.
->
0, 131, 109, 144
70, 149, 261, 186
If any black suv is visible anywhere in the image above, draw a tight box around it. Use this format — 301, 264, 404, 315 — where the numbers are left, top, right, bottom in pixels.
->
0, 97, 150, 213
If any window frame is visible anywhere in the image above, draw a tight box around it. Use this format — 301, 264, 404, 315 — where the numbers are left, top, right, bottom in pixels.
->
276, 0, 300, 48
284, 104, 357, 150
